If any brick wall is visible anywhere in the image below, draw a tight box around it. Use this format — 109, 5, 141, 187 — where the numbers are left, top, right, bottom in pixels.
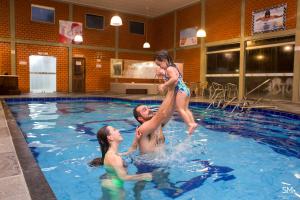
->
72, 48, 114, 92
0, 0, 298, 93
0, 42, 11, 74
206, 0, 241, 42
152, 13, 174, 51
16, 44, 68, 93
15, 0, 69, 42
73, 5, 115, 47
119, 14, 153, 51
176, 3, 201, 47
176, 48, 200, 82
245, 0, 297, 36
0, 0, 10, 37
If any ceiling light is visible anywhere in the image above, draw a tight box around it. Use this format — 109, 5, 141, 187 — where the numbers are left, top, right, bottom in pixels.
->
73, 34, 83, 43
110, 15, 122, 26
196, 29, 206, 37
143, 42, 150, 48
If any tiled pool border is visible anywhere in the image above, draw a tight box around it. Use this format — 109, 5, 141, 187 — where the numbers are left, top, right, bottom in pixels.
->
4, 96, 300, 119
2, 101, 56, 200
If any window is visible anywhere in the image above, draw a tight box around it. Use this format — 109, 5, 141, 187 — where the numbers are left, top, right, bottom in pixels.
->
31, 4, 55, 24
246, 45, 294, 73
206, 43, 240, 74
207, 51, 240, 74
85, 14, 104, 30
129, 21, 144, 35
245, 36, 295, 100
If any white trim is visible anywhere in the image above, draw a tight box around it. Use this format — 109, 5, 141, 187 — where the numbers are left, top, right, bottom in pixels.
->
31, 4, 55, 10
245, 73, 293, 77
206, 48, 240, 54
246, 42, 295, 50
206, 73, 293, 77
206, 38, 241, 47
206, 74, 239, 77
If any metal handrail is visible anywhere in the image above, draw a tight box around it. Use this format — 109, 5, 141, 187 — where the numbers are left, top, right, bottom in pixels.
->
245, 79, 271, 97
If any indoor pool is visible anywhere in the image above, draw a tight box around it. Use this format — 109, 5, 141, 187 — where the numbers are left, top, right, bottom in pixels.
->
7, 99, 300, 200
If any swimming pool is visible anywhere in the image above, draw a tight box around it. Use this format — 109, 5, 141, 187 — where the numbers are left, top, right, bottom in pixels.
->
7, 98, 300, 200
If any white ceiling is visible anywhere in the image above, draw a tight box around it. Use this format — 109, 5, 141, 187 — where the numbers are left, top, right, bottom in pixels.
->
58, 0, 200, 17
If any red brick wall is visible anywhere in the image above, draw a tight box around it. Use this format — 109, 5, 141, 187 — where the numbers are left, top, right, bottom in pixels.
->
152, 13, 174, 51
176, 48, 200, 82
16, 44, 68, 92
4, 0, 298, 93
245, 0, 297, 36
72, 48, 114, 92
73, 5, 115, 47
206, 0, 241, 42
176, 3, 201, 48
0, 0, 10, 37
15, 0, 69, 42
0, 43, 11, 74
119, 14, 153, 51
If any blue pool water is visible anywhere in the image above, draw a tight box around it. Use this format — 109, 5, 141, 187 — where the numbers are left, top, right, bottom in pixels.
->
8, 100, 300, 200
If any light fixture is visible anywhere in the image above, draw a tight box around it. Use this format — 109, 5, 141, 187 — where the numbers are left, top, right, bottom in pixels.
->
283, 45, 293, 52
256, 54, 264, 60
143, 5, 151, 48
73, 34, 83, 43
143, 42, 150, 48
196, 29, 206, 37
110, 15, 122, 26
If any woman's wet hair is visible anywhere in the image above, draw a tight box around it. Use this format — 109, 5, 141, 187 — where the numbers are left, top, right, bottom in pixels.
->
154, 50, 176, 67
89, 126, 110, 167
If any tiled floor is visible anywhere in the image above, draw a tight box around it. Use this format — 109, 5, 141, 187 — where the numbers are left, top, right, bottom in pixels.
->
0, 103, 31, 200
0, 92, 300, 200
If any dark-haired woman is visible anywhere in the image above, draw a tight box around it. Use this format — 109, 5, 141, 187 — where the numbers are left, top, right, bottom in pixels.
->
90, 126, 152, 199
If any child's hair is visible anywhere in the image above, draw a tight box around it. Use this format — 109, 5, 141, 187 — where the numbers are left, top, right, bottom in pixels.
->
154, 50, 176, 67
89, 126, 110, 167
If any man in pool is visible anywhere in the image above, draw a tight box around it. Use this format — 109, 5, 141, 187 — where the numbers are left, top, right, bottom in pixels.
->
121, 99, 175, 155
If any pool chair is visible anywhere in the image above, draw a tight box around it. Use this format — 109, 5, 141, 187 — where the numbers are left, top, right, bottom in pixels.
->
188, 81, 208, 97
221, 83, 238, 109
284, 77, 293, 96
207, 82, 225, 109
264, 77, 283, 96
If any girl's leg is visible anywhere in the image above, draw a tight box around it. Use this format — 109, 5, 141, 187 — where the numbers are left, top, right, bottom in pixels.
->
185, 96, 198, 133
176, 92, 197, 134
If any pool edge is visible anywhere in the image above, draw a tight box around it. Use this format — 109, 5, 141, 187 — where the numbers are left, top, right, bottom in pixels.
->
2, 100, 56, 200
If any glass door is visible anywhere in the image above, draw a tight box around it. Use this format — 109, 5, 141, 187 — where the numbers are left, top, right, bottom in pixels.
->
29, 55, 56, 93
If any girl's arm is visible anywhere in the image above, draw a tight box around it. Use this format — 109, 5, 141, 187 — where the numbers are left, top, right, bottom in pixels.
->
108, 154, 152, 181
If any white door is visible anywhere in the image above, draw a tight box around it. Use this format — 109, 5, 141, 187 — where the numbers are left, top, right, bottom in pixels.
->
29, 55, 56, 93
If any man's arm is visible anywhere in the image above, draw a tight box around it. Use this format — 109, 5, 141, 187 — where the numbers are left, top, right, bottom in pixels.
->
119, 136, 138, 156
138, 86, 176, 136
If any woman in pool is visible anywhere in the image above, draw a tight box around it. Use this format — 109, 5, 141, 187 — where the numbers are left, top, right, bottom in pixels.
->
90, 126, 152, 200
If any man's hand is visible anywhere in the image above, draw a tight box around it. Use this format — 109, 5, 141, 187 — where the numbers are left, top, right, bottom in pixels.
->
136, 127, 142, 138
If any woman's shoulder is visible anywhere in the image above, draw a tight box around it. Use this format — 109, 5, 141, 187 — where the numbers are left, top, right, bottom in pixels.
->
105, 151, 123, 166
